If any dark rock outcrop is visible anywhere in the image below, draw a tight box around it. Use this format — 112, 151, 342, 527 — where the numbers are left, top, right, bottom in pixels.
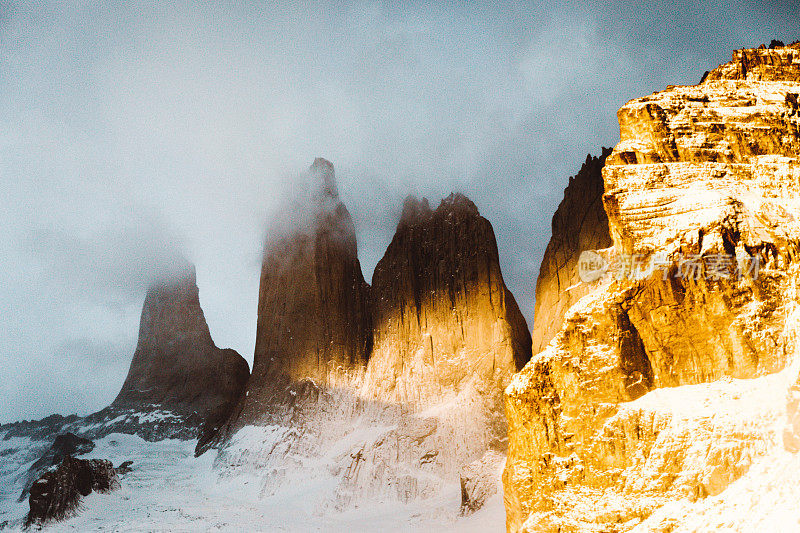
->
1, 263, 249, 447
229, 158, 372, 428
207, 160, 532, 518
19, 433, 94, 501
531, 149, 614, 353
194, 398, 240, 456
25, 456, 119, 527
1, 414, 81, 442
112, 264, 249, 422
116, 461, 133, 475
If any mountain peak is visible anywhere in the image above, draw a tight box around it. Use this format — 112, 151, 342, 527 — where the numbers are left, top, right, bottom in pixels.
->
309, 157, 337, 198
437, 192, 479, 217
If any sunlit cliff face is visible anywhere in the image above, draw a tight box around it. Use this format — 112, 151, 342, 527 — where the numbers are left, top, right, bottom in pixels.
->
364, 192, 531, 408
503, 43, 800, 532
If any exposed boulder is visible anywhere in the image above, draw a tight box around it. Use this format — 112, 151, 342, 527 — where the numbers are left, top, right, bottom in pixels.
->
25, 456, 119, 527
112, 263, 249, 426
504, 44, 800, 531
19, 433, 94, 501
116, 461, 133, 475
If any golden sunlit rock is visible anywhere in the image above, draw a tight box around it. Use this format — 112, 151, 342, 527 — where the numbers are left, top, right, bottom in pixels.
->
504, 42, 800, 532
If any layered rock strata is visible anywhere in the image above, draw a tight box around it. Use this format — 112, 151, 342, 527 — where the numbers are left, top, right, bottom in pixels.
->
504, 42, 800, 532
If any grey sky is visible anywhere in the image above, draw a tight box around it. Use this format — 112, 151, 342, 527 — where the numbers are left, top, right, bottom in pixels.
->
1, 0, 797, 423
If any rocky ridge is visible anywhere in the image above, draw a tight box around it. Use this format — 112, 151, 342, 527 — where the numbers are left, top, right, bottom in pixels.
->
504, 42, 800, 532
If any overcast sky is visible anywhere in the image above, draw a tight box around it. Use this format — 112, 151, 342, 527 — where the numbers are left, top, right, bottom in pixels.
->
1, 0, 797, 423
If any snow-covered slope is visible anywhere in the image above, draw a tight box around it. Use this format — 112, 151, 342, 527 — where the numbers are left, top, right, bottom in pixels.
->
0, 431, 505, 531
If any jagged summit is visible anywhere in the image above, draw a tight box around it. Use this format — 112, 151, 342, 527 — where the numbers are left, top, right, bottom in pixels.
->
531, 148, 613, 353
437, 191, 479, 217
398, 195, 432, 228
704, 41, 800, 82
397, 192, 480, 231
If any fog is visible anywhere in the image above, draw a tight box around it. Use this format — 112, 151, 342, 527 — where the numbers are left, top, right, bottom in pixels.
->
1, 0, 796, 422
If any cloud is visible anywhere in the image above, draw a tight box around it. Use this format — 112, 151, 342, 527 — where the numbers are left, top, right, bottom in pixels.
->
0, 0, 797, 422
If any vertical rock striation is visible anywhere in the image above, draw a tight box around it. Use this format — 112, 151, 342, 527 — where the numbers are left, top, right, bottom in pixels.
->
213, 162, 532, 517
113, 264, 249, 421
365, 193, 531, 406
531, 149, 614, 354
504, 43, 800, 532
229, 158, 372, 427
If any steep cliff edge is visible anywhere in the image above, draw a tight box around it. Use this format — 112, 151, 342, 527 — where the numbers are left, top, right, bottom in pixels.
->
531, 150, 614, 354
504, 43, 800, 532
113, 264, 249, 420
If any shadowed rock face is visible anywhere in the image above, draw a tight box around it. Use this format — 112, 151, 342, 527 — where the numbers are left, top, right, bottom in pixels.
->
230, 158, 373, 427
365, 193, 531, 406
112, 265, 249, 419
531, 149, 614, 353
